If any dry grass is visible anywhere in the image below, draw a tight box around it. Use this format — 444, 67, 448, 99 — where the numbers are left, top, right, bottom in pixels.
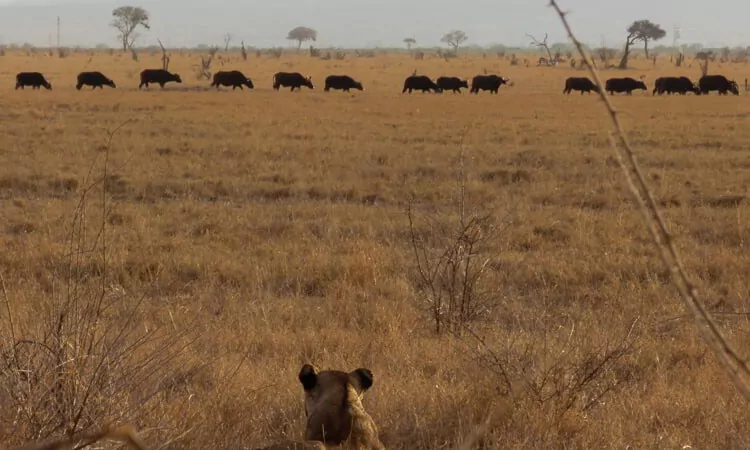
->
1, 48, 750, 448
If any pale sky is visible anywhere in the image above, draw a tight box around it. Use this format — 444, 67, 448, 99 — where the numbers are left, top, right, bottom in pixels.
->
0, 0, 748, 49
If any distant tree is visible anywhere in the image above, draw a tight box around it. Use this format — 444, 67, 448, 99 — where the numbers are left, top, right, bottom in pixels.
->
286, 26, 317, 50
627, 20, 666, 59
403, 37, 416, 50
223, 33, 233, 52
527, 33, 554, 65
111, 6, 150, 51
440, 30, 468, 53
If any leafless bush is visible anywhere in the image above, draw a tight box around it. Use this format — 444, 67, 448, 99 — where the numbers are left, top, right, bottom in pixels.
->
333, 50, 346, 60
269, 48, 283, 59
469, 317, 639, 445
130, 48, 138, 62
594, 47, 617, 64
195, 47, 218, 80
408, 149, 501, 335
0, 123, 197, 449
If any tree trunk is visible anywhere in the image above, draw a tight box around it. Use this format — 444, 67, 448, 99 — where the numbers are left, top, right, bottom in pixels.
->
122, 35, 128, 52
618, 37, 631, 69
644, 39, 649, 59
297, 40, 302, 51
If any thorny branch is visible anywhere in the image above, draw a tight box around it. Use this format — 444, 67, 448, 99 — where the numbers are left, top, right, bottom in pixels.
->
548, 0, 750, 401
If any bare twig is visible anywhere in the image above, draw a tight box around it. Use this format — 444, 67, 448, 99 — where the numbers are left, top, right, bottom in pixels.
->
548, 0, 750, 401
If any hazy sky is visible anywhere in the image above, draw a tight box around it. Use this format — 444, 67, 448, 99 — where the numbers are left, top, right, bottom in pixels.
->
0, 0, 749, 49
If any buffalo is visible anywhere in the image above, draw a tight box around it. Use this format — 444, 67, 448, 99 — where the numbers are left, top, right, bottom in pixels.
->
470, 75, 509, 94
698, 75, 740, 95
563, 77, 599, 95
273, 72, 314, 91
605, 77, 647, 95
76, 71, 116, 90
139, 69, 182, 89
324, 75, 363, 92
436, 76, 469, 93
653, 77, 700, 96
211, 71, 254, 90
402, 75, 440, 93
15, 72, 52, 90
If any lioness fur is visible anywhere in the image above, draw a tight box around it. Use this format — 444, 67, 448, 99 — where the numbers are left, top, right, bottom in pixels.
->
298, 364, 384, 450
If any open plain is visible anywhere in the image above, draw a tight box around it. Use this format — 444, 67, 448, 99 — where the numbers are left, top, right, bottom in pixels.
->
1, 50, 750, 448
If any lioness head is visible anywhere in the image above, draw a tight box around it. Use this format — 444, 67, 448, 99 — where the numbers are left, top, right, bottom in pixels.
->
298, 364, 384, 449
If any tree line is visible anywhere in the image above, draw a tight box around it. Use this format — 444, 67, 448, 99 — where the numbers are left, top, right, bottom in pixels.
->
104, 6, 716, 69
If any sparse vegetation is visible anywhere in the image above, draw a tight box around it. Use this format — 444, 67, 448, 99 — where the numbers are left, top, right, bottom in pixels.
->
2, 47, 750, 449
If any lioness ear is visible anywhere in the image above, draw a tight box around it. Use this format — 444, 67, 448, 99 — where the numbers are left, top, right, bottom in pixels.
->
299, 364, 319, 391
349, 368, 374, 393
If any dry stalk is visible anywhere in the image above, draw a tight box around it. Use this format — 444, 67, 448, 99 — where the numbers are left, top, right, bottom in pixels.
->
548, 0, 750, 400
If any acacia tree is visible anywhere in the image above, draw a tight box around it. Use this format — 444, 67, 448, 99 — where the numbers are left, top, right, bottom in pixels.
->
441, 30, 468, 53
111, 6, 150, 51
286, 26, 317, 50
628, 20, 666, 58
403, 37, 416, 50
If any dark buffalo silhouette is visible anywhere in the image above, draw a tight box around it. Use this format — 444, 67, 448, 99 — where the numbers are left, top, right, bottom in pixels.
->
470, 75, 509, 94
436, 76, 469, 93
273, 72, 314, 91
653, 77, 700, 96
563, 77, 599, 95
324, 75, 363, 92
211, 71, 254, 90
605, 77, 647, 95
402, 75, 440, 93
139, 69, 182, 89
76, 71, 116, 90
16, 72, 52, 90
698, 75, 740, 95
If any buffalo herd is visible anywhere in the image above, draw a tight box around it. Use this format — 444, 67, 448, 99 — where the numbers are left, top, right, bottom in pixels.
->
13, 69, 743, 97
563, 74, 740, 96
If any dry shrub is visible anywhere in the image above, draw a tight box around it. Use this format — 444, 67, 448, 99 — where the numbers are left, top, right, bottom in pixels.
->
0, 127, 198, 449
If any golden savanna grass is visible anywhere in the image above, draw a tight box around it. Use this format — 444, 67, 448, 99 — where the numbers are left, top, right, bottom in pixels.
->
1, 48, 750, 448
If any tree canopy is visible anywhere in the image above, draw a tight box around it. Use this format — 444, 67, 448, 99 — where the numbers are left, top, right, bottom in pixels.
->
286, 27, 317, 49
111, 6, 150, 51
440, 30, 468, 53
626, 20, 666, 58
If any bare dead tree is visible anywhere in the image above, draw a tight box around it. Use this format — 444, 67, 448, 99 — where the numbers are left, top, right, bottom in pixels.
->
157, 38, 170, 70
223, 33, 232, 52
240, 40, 248, 61
195, 46, 218, 80
527, 33, 555, 65
130, 48, 138, 62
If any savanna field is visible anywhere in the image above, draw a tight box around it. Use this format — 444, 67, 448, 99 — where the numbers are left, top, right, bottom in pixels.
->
2, 49, 750, 449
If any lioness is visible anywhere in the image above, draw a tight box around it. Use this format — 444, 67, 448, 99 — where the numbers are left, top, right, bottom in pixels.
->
256, 364, 385, 450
